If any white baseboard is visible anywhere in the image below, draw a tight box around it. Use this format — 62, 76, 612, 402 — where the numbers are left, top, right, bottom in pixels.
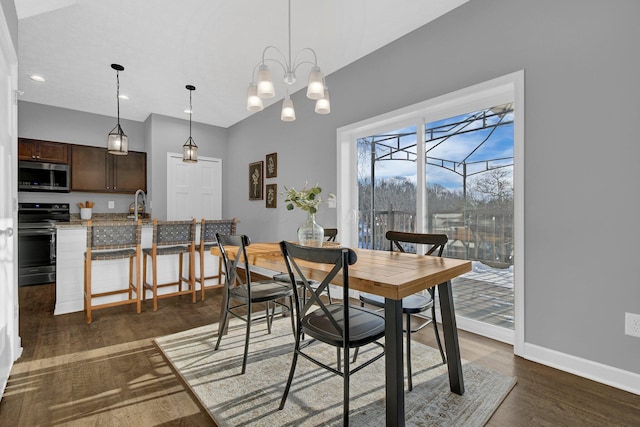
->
523, 342, 640, 395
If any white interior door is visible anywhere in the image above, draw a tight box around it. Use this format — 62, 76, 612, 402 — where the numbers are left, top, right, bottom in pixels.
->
0, 20, 20, 400
167, 154, 222, 220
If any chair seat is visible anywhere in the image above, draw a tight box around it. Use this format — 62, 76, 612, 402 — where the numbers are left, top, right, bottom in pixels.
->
230, 280, 293, 303
273, 272, 320, 286
303, 304, 385, 348
195, 242, 216, 251
359, 292, 433, 314
86, 248, 137, 261
143, 245, 191, 256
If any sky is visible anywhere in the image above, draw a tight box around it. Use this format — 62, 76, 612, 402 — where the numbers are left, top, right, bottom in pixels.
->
359, 106, 514, 191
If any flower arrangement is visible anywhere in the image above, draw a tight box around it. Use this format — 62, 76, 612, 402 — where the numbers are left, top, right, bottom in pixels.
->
284, 183, 334, 214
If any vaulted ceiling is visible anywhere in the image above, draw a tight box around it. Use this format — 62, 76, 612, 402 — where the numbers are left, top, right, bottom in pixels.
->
16, 0, 467, 128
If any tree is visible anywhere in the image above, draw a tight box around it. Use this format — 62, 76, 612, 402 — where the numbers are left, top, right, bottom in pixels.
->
469, 168, 513, 203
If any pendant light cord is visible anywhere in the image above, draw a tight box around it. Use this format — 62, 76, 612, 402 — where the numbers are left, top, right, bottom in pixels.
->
116, 70, 121, 126
189, 89, 192, 137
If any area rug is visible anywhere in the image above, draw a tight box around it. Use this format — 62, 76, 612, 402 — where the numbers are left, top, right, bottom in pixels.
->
154, 318, 516, 427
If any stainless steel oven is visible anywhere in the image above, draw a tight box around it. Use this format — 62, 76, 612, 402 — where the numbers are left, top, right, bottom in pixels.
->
18, 203, 70, 286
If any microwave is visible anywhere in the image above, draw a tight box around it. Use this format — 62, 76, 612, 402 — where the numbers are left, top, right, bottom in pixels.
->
18, 161, 71, 192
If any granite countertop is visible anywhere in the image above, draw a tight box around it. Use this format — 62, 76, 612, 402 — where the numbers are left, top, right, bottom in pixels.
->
58, 213, 154, 228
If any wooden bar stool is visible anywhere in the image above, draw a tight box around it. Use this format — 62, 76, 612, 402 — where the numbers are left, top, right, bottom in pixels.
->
196, 218, 237, 301
84, 219, 142, 324
142, 219, 197, 311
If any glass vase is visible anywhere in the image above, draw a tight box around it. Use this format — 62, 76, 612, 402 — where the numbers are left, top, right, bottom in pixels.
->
297, 212, 324, 247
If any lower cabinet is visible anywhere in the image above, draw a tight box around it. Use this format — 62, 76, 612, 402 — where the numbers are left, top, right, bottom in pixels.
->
71, 145, 146, 193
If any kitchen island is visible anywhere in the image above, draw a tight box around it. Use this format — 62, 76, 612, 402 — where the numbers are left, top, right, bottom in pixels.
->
55, 219, 224, 315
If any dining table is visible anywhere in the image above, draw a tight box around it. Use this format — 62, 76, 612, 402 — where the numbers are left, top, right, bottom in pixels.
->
212, 241, 472, 427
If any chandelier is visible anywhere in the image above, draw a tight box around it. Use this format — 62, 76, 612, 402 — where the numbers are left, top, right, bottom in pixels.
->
246, 0, 330, 121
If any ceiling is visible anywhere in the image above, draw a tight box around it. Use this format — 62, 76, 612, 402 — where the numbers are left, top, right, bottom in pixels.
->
16, 0, 467, 128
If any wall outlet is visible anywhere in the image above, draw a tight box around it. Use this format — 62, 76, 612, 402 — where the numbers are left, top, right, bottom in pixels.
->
625, 312, 640, 338
108, 201, 115, 209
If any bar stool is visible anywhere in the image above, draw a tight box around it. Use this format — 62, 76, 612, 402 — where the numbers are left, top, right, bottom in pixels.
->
142, 219, 197, 311
196, 218, 238, 301
84, 219, 142, 324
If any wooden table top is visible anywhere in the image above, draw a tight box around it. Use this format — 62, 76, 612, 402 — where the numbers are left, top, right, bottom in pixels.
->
213, 242, 471, 300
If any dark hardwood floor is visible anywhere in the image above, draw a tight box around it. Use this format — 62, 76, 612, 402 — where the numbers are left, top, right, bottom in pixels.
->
1, 283, 638, 426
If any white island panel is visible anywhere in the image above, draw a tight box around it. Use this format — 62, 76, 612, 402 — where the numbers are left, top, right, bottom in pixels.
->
55, 224, 222, 315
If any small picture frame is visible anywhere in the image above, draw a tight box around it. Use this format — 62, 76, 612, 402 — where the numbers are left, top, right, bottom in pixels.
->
249, 161, 263, 200
266, 184, 277, 208
266, 153, 278, 178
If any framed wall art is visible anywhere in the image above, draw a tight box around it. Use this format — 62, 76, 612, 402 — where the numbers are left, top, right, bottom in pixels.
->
266, 183, 277, 208
266, 152, 277, 178
249, 161, 263, 200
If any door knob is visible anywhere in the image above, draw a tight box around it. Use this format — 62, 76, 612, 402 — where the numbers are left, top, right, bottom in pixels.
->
0, 227, 13, 237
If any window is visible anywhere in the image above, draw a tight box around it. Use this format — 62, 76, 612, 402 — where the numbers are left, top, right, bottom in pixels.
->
338, 71, 524, 348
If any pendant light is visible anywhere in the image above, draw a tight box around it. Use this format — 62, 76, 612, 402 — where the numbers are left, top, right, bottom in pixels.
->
182, 85, 198, 163
107, 64, 128, 155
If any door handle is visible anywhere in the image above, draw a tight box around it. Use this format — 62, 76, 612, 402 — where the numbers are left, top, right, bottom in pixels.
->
0, 227, 14, 237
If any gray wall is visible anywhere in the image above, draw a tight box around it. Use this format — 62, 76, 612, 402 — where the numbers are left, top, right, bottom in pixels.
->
17, 102, 228, 219
0, 0, 17, 52
226, 0, 640, 375
146, 113, 228, 220
18, 101, 147, 215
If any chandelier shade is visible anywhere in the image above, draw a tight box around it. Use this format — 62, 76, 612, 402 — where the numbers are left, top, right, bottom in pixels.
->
281, 96, 296, 122
107, 64, 128, 155
247, 0, 330, 121
182, 85, 198, 163
314, 87, 330, 115
246, 83, 264, 112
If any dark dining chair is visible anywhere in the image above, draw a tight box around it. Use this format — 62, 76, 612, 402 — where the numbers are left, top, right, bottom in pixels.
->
278, 241, 385, 425
214, 233, 295, 374
272, 227, 338, 302
323, 227, 338, 242
356, 230, 448, 391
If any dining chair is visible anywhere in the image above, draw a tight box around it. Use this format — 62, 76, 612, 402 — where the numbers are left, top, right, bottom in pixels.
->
142, 219, 197, 311
272, 227, 338, 302
324, 227, 338, 242
278, 241, 385, 425
215, 233, 295, 374
356, 230, 448, 391
84, 219, 142, 324
195, 218, 237, 301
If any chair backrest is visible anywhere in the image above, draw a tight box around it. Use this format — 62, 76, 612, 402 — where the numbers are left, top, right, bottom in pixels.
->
324, 228, 338, 242
152, 219, 196, 247
215, 233, 254, 290
86, 219, 141, 251
279, 241, 357, 335
200, 218, 237, 245
385, 230, 447, 257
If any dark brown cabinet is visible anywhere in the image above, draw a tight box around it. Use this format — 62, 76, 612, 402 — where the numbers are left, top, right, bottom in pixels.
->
71, 145, 146, 193
18, 138, 69, 164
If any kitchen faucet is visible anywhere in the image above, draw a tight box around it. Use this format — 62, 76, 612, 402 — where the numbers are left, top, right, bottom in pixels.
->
134, 189, 146, 219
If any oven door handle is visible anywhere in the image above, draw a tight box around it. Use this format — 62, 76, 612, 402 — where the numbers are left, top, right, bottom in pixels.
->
18, 228, 56, 236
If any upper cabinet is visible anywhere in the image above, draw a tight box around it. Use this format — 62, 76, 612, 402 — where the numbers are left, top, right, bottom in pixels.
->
71, 145, 146, 194
18, 138, 69, 164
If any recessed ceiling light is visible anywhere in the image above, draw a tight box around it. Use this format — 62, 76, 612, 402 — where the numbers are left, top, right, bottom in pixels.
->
29, 74, 45, 82
118, 94, 129, 100
184, 109, 192, 114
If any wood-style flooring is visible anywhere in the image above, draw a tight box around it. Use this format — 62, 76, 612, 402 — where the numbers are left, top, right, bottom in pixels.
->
1, 283, 638, 426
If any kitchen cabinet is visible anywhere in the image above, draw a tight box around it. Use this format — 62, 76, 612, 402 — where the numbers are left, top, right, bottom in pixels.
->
18, 138, 69, 163
71, 145, 146, 193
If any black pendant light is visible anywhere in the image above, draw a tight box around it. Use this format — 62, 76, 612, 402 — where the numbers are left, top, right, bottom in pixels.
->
183, 85, 198, 163
107, 64, 128, 155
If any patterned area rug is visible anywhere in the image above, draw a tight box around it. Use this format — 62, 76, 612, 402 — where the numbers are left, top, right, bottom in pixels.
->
155, 318, 516, 427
